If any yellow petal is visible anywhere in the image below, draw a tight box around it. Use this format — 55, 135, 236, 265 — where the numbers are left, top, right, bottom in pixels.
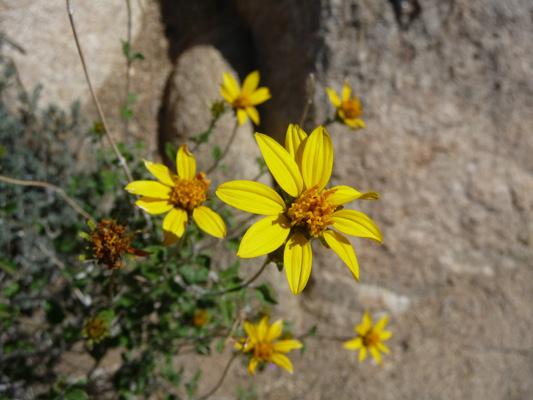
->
248, 357, 259, 375
216, 180, 285, 215
358, 346, 367, 362
328, 185, 380, 205
244, 321, 258, 342
301, 126, 333, 192
374, 315, 388, 332
125, 180, 172, 199
323, 230, 359, 282
257, 316, 269, 341
162, 208, 188, 247
270, 353, 294, 373
176, 143, 196, 180
265, 318, 283, 342
135, 197, 174, 215
376, 342, 390, 354
242, 70, 260, 94
246, 106, 260, 125
237, 215, 291, 258
343, 337, 363, 350
356, 311, 372, 336
325, 87, 341, 108
379, 330, 392, 341
143, 159, 175, 186
255, 132, 303, 198
222, 72, 240, 98
237, 108, 248, 125
342, 81, 351, 102
284, 124, 308, 160
284, 233, 312, 295
273, 339, 303, 353
330, 209, 382, 242
192, 206, 226, 238
369, 346, 382, 366
344, 117, 365, 130
249, 87, 271, 105
220, 85, 235, 104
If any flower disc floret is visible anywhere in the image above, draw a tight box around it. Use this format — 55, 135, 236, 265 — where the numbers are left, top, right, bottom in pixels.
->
170, 172, 209, 211
287, 185, 338, 238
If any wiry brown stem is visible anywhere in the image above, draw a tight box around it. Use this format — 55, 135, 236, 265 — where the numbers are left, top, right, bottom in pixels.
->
206, 120, 239, 175
299, 73, 315, 127
196, 352, 238, 400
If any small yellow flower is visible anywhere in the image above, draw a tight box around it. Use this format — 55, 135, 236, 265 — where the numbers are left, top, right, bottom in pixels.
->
193, 309, 208, 327
235, 316, 302, 375
85, 219, 151, 269
344, 311, 392, 366
220, 71, 271, 126
82, 317, 110, 345
326, 81, 365, 129
217, 124, 382, 294
125, 144, 226, 246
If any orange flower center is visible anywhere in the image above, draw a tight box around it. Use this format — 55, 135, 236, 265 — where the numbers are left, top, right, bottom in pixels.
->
363, 330, 380, 347
341, 98, 362, 119
254, 341, 274, 362
86, 319, 106, 339
91, 220, 133, 269
193, 309, 208, 327
287, 185, 337, 238
171, 172, 210, 211
232, 94, 251, 109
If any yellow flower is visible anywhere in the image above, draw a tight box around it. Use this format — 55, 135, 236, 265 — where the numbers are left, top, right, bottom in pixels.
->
193, 309, 208, 327
326, 81, 365, 129
220, 70, 271, 126
235, 316, 303, 375
125, 144, 226, 246
216, 124, 382, 294
82, 317, 110, 345
344, 311, 392, 366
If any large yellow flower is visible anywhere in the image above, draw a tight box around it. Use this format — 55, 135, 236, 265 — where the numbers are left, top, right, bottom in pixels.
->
235, 316, 303, 375
125, 144, 226, 246
326, 81, 365, 129
344, 311, 392, 366
220, 70, 271, 126
216, 124, 382, 294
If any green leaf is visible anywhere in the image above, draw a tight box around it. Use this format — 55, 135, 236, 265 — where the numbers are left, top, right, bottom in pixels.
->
64, 389, 88, 400
0, 257, 17, 275
1, 202, 17, 214
212, 145, 222, 160
121, 39, 130, 57
127, 93, 137, 105
130, 52, 145, 62
165, 142, 178, 161
121, 105, 134, 120
254, 284, 278, 305
3, 282, 20, 298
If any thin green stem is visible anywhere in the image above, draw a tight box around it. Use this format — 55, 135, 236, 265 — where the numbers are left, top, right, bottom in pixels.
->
203, 258, 270, 296
206, 120, 239, 175
299, 73, 315, 127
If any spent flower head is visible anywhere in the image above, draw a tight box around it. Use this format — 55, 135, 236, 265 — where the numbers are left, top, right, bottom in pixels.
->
326, 80, 365, 129
235, 316, 302, 375
125, 144, 226, 246
344, 311, 392, 366
80, 219, 151, 269
217, 124, 382, 294
220, 70, 271, 126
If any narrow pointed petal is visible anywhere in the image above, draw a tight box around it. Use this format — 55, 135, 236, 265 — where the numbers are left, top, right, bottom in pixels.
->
176, 143, 196, 180
344, 117, 365, 129
301, 126, 333, 192
330, 209, 383, 242
343, 337, 363, 350
325, 87, 341, 108
246, 106, 260, 125
270, 353, 294, 373
376, 342, 391, 354
216, 180, 285, 215
374, 315, 388, 332
244, 321, 258, 343
379, 331, 392, 341
328, 185, 380, 205
192, 206, 226, 238
220, 86, 235, 104
356, 311, 372, 336
162, 208, 188, 247
255, 132, 303, 198
237, 215, 291, 258
257, 316, 269, 341
249, 87, 271, 105
237, 109, 248, 125
248, 358, 259, 375
323, 230, 359, 282
369, 346, 383, 366
265, 319, 283, 342
125, 180, 172, 199
273, 340, 303, 353
358, 346, 367, 362
222, 72, 240, 98
284, 233, 312, 295
242, 70, 260, 94
143, 160, 175, 186
135, 197, 173, 214
342, 81, 351, 101
284, 124, 308, 159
